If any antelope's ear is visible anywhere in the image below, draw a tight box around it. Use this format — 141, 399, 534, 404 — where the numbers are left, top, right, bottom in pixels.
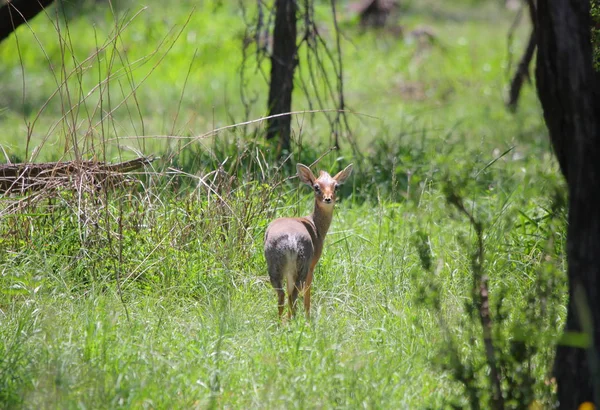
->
297, 163, 316, 186
333, 163, 353, 185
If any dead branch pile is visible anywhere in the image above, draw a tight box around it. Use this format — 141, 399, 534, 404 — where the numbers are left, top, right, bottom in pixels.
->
0, 156, 155, 194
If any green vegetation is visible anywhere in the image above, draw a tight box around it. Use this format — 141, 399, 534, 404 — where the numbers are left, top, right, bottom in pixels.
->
0, 0, 565, 408
592, 0, 600, 70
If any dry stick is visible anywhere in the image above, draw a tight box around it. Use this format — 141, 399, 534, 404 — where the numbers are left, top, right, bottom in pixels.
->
39, 14, 191, 163
37, 8, 161, 161
89, 25, 114, 155
106, 10, 120, 163
167, 48, 199, 160
24, 7, 149, 162
108, 6, 156, 161
122, 224, 178, 289
112, 4, 148, 141
506, 0, 536, 111
90, 12, 194, 133
63, 8, 91, 151
58, 6, 82, 160
330, 0, 345, 148
292, 5, 318, 118
96, 23, 109, 196
447, 193, 505, 410
299, 0, 322, 116
307, 5, 359, 155
505, 0, 524, 78
238, 0, 259, 124
507, 29, 536, 109
168, 167, 255, 244
303, 22, 338, 132
116, 197, 131, 323
7, 1, 30, 156
238, 0, 354, 153
308, 146, 337, 169
110, 109, 378, 157
172, 48, 199, 136
99, 9, 128, 161
251, 0, 273, 85
329, 0, 358, 154
8, 2, 103, 160
301, 36, 328, 128
60, 9, 91, 159
296, 55, 316, 114
248, 0, 343, 150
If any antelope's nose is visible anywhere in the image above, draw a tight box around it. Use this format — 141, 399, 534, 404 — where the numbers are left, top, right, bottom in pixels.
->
324, 197, 332, 203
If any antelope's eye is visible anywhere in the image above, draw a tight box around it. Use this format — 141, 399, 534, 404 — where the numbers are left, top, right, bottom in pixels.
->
334, 184, 340, 191
313, 184, 321, 192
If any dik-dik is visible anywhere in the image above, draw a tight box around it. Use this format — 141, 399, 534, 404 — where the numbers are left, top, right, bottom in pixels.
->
264, 163, 353, 319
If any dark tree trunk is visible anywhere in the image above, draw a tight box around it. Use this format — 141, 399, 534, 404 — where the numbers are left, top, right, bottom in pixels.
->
266, 0, 298, 154
535, 0, 600, 407
0, 0, 55, 44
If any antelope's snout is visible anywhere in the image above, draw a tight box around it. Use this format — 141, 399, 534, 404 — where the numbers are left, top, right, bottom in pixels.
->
317, 185, 336, 205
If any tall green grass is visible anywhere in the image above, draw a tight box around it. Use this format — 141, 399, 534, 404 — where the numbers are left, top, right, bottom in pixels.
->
0, 0, 565, 408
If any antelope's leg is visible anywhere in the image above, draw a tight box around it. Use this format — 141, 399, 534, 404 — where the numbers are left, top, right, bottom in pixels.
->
276, 288, 285, 318
303, 261, 318, 318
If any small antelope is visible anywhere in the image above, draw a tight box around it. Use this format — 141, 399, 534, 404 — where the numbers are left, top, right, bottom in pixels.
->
264, 162, 353, 319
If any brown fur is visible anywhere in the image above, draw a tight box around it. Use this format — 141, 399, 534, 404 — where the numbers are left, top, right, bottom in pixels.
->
264, 163, 353, 319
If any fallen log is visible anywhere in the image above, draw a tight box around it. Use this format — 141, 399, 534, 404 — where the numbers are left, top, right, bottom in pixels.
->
0, 156, 156, 194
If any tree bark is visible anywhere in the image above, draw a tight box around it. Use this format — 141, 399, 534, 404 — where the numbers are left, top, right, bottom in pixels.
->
0, 0, 55, 44
266, 0, 298, 154
535, 0, 600, 407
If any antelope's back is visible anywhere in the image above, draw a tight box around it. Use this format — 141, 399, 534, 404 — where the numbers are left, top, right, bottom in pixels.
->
264, 217, 315, 263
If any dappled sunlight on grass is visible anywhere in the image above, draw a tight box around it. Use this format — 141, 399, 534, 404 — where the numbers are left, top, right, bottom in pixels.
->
0, 0, 564, 408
